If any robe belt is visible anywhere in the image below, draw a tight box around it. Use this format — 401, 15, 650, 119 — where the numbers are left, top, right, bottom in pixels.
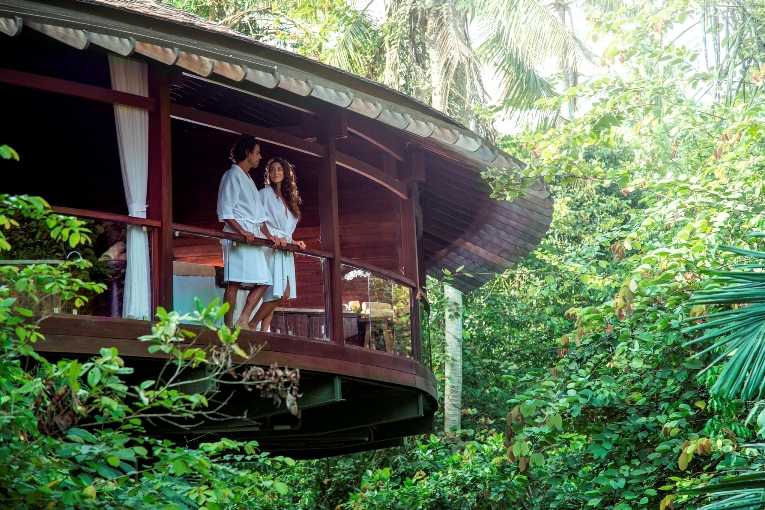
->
224, 219, 265, 234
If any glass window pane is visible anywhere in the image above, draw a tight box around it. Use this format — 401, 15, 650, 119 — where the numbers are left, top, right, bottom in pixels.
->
341, 263, 412, 357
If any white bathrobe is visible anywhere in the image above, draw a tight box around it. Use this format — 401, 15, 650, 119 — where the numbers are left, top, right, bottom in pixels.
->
260, 186, 298, 301
217, 164, 272, 285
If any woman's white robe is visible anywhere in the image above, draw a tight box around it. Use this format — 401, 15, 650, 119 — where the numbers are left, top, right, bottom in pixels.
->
260, 186, 298, 301
217, 164, 272, 285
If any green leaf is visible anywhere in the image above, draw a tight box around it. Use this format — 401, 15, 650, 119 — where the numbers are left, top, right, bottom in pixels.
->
0, 145, 19, 161
172, 459, 189, 476
87, 367, 101, 388
273, 481, 289, 495
756, 408, 765, 433
67, 428, 96, 443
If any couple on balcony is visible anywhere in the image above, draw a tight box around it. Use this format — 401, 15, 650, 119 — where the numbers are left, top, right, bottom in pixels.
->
217, 136, 306, 331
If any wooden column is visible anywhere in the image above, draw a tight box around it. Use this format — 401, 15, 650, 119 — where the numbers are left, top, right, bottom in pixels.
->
401, 150, 426, 362
147, 65, 173, 312
318, 111, 347, 344
301, 112, 319, 142
400, 193, 422, 362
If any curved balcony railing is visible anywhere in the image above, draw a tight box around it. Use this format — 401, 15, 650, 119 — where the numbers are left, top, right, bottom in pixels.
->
7, 208, 420, 361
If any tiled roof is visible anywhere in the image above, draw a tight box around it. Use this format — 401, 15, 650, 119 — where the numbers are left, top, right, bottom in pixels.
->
78, 0, 247, 40
76, 0, 468, 131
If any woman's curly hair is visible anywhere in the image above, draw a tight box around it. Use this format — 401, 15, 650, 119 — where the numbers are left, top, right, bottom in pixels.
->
264, 157, 302, 221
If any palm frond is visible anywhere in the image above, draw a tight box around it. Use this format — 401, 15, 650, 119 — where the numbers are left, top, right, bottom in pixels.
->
325, 1, 380, 76
684, 244, 765, 400
480, 38, 556, 111
680, 470, 765, 509
475, 0, 594, 73
430, 0, 489, 117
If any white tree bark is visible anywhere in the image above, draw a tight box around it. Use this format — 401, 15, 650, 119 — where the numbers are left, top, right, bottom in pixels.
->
426, 0, 447, 112
552, 0, 576, 120
426, 0, 464, 435
443, 283, 463, 434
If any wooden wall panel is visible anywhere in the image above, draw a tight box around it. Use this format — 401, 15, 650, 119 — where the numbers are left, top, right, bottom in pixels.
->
336, 166, 402, 274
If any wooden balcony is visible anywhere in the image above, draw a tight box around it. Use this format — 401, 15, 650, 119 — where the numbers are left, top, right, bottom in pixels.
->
33, 313, 437, 458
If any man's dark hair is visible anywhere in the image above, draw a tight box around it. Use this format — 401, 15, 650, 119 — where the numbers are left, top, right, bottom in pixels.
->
230, 136, 259, 163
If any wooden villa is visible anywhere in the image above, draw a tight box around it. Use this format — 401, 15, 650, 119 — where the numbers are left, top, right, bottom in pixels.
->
0, 0, 553, 458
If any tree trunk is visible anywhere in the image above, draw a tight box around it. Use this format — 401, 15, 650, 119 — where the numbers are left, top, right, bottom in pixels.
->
443, 283, 463, 434
426, 0, 447, 112
553, 0, 576, 120
428, 1, 463, 435
382, 0, 400, 89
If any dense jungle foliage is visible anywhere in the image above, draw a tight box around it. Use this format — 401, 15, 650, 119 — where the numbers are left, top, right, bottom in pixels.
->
4, 0, 765, 507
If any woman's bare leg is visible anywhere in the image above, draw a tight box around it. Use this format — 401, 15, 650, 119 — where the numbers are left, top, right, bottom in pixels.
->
235, 284, 267, 330
260, 309, 277, 333
249, 280, 290, 331
223, 281, 241, 328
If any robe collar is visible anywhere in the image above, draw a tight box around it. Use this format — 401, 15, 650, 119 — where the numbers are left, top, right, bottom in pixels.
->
232, 163, 251, 177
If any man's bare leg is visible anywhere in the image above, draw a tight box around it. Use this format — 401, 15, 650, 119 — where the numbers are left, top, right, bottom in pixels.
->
223, 281, 241, 328
235, 284, 267, 330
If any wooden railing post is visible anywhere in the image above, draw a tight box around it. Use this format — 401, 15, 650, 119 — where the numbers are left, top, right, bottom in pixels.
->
318, 111, 347, 344
148, 65, 173, 312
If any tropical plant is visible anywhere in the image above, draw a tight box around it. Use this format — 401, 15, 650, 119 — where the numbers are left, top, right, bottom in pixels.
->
0, 194, 302, 508
674, 243, 765, 509
165, 0, 382, 77
685, 240, 765, 401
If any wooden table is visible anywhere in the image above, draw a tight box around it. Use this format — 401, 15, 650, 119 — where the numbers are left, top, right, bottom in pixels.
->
358, 315, 395, 353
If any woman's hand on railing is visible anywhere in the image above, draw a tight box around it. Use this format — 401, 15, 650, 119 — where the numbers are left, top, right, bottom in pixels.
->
295, 240, 306, 250
242, 231, 256, 244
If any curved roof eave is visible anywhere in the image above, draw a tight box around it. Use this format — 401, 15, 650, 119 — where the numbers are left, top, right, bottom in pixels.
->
0, 0, 523, 172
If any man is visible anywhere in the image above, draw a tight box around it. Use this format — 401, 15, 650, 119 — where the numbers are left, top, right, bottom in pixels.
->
217, 136, 281, 329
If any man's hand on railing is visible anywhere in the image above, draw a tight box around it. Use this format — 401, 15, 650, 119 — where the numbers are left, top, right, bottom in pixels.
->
242, 231, 256, 244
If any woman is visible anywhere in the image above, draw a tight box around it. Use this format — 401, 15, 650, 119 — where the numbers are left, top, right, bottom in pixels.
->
217, 136, 280, 329
249, 157, 306, 332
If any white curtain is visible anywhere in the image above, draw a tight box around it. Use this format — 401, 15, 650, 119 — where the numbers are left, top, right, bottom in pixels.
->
109, 55, 151, 320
